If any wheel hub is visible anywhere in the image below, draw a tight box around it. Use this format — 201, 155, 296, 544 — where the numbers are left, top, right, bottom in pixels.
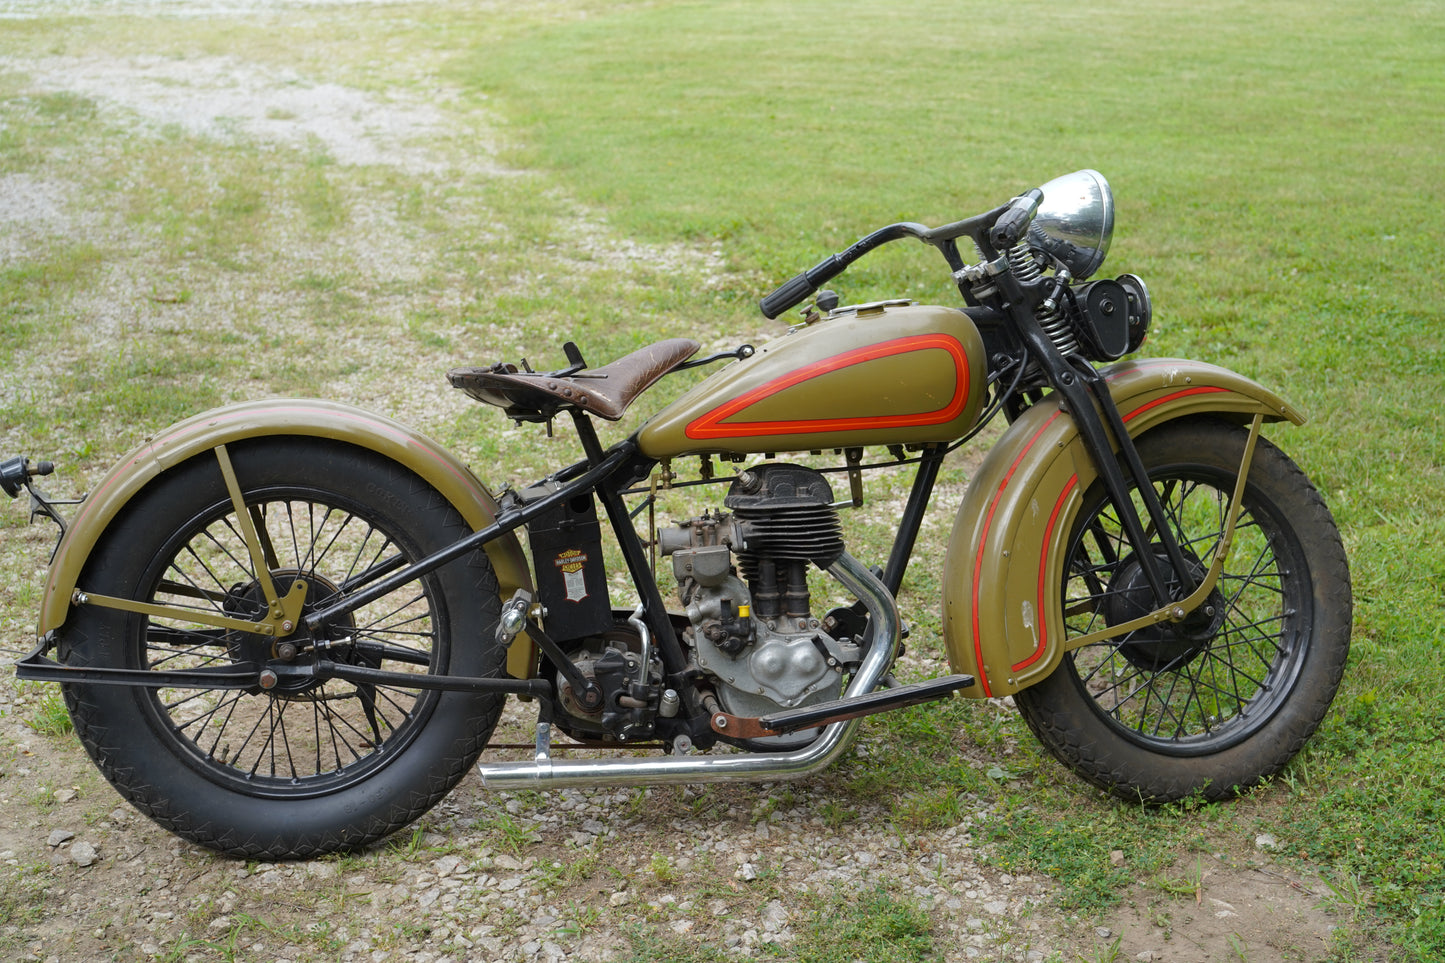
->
1105, 548, 1227, 671
223, 569, 351, 694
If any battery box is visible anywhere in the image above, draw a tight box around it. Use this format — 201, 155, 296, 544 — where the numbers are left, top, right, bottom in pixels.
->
524, 486, 614, 642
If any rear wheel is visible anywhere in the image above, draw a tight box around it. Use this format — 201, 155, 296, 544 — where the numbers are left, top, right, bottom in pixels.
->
1014, 418, 1350, 802
60, 438, 506, 858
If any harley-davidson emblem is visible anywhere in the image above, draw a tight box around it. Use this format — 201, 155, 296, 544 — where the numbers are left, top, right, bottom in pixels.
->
554, 548, 589, 602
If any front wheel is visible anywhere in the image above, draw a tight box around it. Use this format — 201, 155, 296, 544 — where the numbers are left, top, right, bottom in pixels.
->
1014, 418, 1350, 803
59, 438, 507, 858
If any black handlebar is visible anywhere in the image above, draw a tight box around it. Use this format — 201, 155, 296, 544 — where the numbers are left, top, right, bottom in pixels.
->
988, 188, 1043, 249
758, 254, 848, 319
756, 197, 1024, 320
758, 222, 940, 319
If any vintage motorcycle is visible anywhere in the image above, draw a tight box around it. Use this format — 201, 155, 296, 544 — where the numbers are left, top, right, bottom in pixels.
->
5, 171, 1351, 859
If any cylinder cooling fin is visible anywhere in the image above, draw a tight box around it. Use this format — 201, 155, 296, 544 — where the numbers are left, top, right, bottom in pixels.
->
723, 464, 844, 570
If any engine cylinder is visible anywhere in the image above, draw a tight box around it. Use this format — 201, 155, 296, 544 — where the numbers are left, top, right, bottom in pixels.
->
725, 465, 843, 565
725, 464, 842, 621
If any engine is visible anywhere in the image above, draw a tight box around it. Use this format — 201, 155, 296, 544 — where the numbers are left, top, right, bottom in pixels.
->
658, 464, 862, 738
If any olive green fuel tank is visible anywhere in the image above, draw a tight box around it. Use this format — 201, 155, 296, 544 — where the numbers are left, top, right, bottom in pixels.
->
637, 302, 987, 458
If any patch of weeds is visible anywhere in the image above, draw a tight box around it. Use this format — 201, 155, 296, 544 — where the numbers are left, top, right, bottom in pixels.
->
561, 846, 602, 883
324, 849, 375, 875
25, 689, 72, 736
28, 781, 59, 811
1279, 730, 1445, 953
0, 244, 101, 363
0, 861, 54, 929
985, 798, 1164, 914
295, 271, 347, 294
795, 882, 934, 962
393, 919, 434, 943
388, 823, 431, 859
683, 785, 731, 820
298, 274, 365, 313
406, 312, 451, 349
295, 152, 347, 233
1150, 857, 1205, 903
50, 346, 225, 438
756, 785, 798, 817
473, 808, 538, 855
33, 90, 100, 124
555, 900, 602, 937
271, 918, 346, 953
1078, 933, 1123, 963
481, 904, 527, 940
319, 879, 374, 913
647, 853, 678, 885
615, 923, 732, 963
157, 936, 218, 963
259, 354, 364, 395
530, 858, 569, 891
892, 785, 966, 831
181, 911, 343, 959
819, 798, 857, 828
621, 787, 655, 819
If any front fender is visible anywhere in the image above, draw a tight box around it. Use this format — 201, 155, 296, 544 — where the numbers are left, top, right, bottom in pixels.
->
39, 399, 535, 678
942, 358, 1304, 698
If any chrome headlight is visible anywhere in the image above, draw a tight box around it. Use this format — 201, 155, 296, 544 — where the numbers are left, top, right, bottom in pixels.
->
1028, 169, 1114, 281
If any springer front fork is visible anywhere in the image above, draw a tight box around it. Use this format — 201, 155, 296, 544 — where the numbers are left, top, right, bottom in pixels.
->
1004, 289, 1263, 638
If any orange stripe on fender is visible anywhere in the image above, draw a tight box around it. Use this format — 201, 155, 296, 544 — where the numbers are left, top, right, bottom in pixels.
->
996, 384, 1234, 678
971, 410, 1063, 696
1013, 475, 1077, 673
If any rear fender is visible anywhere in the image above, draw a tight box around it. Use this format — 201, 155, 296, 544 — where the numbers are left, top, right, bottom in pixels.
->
942, 358, 1304, 698
39, 399, 536, 678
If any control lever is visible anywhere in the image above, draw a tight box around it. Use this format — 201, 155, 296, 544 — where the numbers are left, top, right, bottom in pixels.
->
1, 456, 53, 499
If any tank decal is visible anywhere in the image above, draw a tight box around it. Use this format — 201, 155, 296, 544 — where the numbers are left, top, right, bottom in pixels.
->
684, 333, 971, 440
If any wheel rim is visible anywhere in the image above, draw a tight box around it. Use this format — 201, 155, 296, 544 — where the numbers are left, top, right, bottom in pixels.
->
1060, 465, 1311, 755
133, 488, 448, 797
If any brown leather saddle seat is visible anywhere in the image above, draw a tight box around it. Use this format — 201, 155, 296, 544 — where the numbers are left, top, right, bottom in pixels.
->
448, 338, 701, 422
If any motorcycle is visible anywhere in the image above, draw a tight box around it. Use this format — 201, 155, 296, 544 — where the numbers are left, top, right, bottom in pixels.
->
4, 171, 1351, 859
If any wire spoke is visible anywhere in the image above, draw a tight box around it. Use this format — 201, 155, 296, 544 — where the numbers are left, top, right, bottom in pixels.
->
1061, 452, 1308, 748
134, 492, 442, 788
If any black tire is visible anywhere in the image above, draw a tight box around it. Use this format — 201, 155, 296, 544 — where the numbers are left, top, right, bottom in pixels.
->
59, 438, 507, 858
1013, 418, 1350, 803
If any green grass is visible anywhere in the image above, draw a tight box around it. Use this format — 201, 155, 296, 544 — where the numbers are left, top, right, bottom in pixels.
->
0, 0, 1440, 959
24, 689, 72, 737
448, 2, 1444, 954
616, 881, 936, 963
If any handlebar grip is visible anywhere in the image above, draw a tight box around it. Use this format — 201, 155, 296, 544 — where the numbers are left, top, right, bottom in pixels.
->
988, 188, 1044, 249
759, 272, 816, 320
758, 254, 849, 319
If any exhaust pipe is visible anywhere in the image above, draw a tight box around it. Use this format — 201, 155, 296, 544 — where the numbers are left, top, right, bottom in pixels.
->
475, 551, 900, 790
